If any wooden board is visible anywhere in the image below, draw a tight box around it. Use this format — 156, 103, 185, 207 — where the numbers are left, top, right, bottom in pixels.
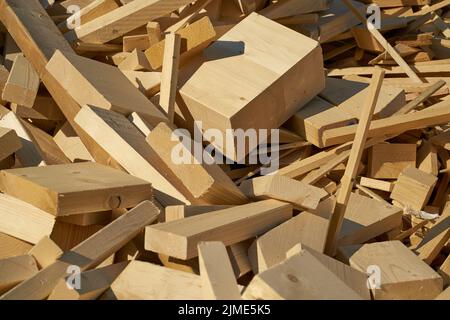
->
359, 177, 394, 192
145, 200, 293, 260
259, 0, 329, 20
0, 232, 33, 260
110, 260, 203, 300
165, 205, 233, 222
390, 166, 438, 211
198, 241, 241, 300
53, 122, 94, 162
243, 248, 365, 300
0, 127, 21, 162
1, 54, 40, 108
338, 241, 443, 300
46, 50, 166, 124
48, 261, 128, 300
0, 193, 55, 244
28, 236, 63, 269
146, 122, 247, 205
0, 254, 38, 295
0, 162, 152, 216
368, 143, 417, 179
179, 13, 325, 160
239, 175, 328, 211
65, 0, 195, 44
1, 201, 159, 300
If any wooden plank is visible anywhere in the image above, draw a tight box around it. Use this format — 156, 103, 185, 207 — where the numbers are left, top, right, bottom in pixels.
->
0, 254, 38, 295
121, 71, 161, 98
48, 262, 128, 300
259, 0, 329, 20
436, 287, 450, 300
0, 193, 55, 244
46, 50, 165, 124
393, 80, 446, 115
414, 203, 450, 264
145, 200, 293, 260
0, 162, 153, 216
391, 166, 438, 211
145, 16, 216, 70
243, 248, 365, 300
2, 54, 40, 107
0, 126, 21, 162
417, 140, 439, 176
159, 33, 181, 122
338, 241, 443, 299
53, 122, 94, 162
368, 143, 417, 179
198, 241, 241, 300
74, 105, 190, 206
28, 236, 63, 269
122, 34, 151, 52
0, 200, 159, 300
110, 260, 203, 300
324, 69, 385, 256
146, 122, 248, 205
438, 253, 450, 287
321, 101, 450, 147
65, 0, 195, 44
359, 177, 394, 192
239, 175, 328, 211
430, 130, 450, 151
179, 13, 325, 160
57, 211, 112, 226
165, 205, 233, 222
0, 232, 33, 260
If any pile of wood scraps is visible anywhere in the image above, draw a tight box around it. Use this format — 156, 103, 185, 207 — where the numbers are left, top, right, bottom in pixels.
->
0, 0, 449, 300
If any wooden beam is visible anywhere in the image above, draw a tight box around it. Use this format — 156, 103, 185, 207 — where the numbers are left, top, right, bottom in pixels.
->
198, 241, 241, 300
393, 80, 446, 115
239, 175, 328, 211
146, 122, 247, 205
359, 177, 394, 192
368, 143, 416, 179
0, 193, 55, 244
28, 236, 63, 269
0, 232, 33, 260
65, 0, 195, 44
324, 69, 385, 256
0, 162, 153, 216
145, 200, 293, 260
0, 254, 38, 295
0, 200, 159, 300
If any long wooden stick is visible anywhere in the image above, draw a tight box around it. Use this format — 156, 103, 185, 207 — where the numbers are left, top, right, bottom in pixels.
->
324, 68, 385, 256
342, 0, 423, 83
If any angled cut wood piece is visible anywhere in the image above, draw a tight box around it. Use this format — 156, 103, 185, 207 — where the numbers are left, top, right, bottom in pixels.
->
239, 175, 328, 211
0, 254, 38, 295
243, 248, 365, 300
390, 166, 438, 211
0, 200, 159, 300
28, 236, 63, 269
48, 261, 129, 300
259, 0, 329, 20
75, 105, 191, 206
198, 241, 241, 300
179, 13, 325, 161
53, 122, 94, 162
145, 200, 293, 260
338, 241, 443, 300
1, 54, 40, 107
0, 232, 33, 260
65, 0, 195, 44
0, 162, 152, 216
110, 260, 203, 300
0, 193, 55, 244
0, 127, 21, 162
118, 49, 152, 71
146, 122, 247, 205
46, 49, 166, 124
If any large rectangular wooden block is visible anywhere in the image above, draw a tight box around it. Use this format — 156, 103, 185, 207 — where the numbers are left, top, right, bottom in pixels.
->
0, 162, 152, 216
338, 241, 443, 300
179, 13, 325, 160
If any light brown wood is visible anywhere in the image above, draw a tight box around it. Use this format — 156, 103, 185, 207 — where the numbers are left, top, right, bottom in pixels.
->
368, 143, 417, 179
0, 127, 21, 162
0, 254, 38, 295
29, 236, 63, 269
145, 200, 293, 260
0, 162, 152, 216
0, 232, 33, 260
0, 200, 159, 300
